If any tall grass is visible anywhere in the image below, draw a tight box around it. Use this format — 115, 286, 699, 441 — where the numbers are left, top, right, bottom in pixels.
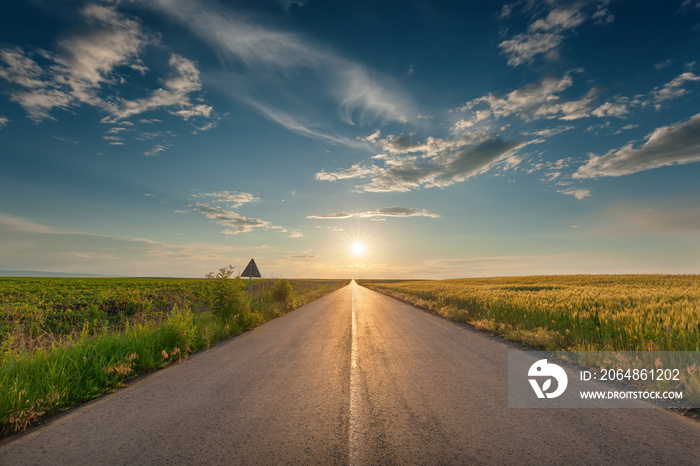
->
0, 273, 348, 436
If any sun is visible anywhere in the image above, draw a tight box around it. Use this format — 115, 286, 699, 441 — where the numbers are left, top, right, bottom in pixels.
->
351, 242, 365, 256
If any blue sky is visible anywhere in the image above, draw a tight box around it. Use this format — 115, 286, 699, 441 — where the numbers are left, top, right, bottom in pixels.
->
1, 0, 699, 278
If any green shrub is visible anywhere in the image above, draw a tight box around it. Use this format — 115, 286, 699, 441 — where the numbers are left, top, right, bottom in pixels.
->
205, 266, 249, 321
272, 279, 293, 303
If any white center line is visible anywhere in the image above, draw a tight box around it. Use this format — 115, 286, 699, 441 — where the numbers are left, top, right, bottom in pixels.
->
349, 284, 360, 465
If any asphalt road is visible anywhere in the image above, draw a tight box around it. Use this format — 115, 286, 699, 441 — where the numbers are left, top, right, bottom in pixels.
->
1, 281, 698, 464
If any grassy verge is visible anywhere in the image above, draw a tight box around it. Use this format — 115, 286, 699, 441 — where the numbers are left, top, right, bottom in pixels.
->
359, 275, 700, 352
1, 273, 348, 436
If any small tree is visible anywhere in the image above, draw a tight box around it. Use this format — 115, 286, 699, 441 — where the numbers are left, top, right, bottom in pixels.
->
205, 265, 248, 320
272, 279, 293, 304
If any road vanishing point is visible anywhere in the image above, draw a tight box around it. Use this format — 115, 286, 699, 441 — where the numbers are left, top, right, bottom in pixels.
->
1, 281, 698, 464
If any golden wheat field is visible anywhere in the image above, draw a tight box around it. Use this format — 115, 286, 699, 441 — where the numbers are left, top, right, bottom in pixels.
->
360, 275, 700, 352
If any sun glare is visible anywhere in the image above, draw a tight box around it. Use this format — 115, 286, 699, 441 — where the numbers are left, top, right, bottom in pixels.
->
351, 242, 365, 256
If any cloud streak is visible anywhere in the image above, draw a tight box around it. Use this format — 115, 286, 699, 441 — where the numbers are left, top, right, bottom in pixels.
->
194, 204, 284, 235
189, 191, 297, 236
192, 191, 262, 208
307, 207, 439, 220
574, 113, 700, 178
148, 0, 413, 143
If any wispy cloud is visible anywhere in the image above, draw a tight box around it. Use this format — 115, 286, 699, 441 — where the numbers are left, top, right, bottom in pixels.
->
0, 116, 8, 128
584, 69, 700, 117
574, 113, 700, 178
307, 207, 439, 220
0, 4, 214, 128
650, 72, 700, 107
144, 144, 170, 157
317, 133, 536, 192
192, 191, 261, 208
101, 54, 213, 124
194, 204, 285, 235
243, 100, 367, 148
558, 187, 592, 199
286, 254, 318, 260
0, 213, 61, 234
499, 32, 564, 67
456, 72, 597, 125
189, 190, 291, 235
315, 163, 378, 182
279, 0, 308, 10
498, 1, 613, 67
307, 212, 354, 220
524, 125, 575, 137
148, 0, 413, 144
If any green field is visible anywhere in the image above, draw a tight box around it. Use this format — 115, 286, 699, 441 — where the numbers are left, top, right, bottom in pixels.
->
360, 275, 700, 352
0, 274, 348, 436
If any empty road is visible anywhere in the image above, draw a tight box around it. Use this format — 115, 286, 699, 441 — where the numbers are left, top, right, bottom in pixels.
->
1, 281, 698, 464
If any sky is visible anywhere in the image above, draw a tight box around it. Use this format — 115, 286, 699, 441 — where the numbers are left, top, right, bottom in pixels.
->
1, 0, 700, 279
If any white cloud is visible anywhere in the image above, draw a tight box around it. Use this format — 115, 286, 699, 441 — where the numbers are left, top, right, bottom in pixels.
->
361, 130, 381, 143
613, 124, 639, 134
590, 70, 700, 116
361, 207, 440, 218
499, 33, 563, 67
457, 73, 596, 123
317, 133, 537, 193
103, 54, 211, 123
504, 155, 523, 170
54, 4, 150, 105
286, 254, 318, 260
574, 113, 700, 178
0, 5, 215, 128
191, 191, 290, 235
193, 191, 261, 208
243, 100, 365, 148
591, 101, 629, 118
315, 163, 378, 182
0, 116, 8, 128
498, 2, 613, 67
558, 187, 592, 199
0, 5, 150, 121
529, 8, 587, 32
0, 47, 48, 89
308, 207, 439, 220
144, 144, 170, 156
306, 212, 355, 219
650, 72, 700, 106
524, 125, 575, 137
194, 204, 285, 235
